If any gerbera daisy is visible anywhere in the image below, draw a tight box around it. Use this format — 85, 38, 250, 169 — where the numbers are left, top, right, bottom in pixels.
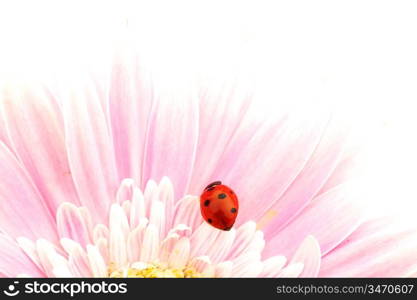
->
0, 37, 416, 278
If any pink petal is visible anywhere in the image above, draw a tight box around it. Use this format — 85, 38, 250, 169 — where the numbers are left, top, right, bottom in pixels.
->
206, 106, 329, 226
320, 217, 417, 277
115, 178, 135, 205
262, 119, 350, 239
141, 85, 199, 200
173, 195, 202, 231
61, 239, 92, 277
56, 203, 92, 248
318, 152, 363, 196
0, 142, 57, 241
0, 110, 12, 149
0, 234, 44, 277
290, 235, 321, 277
1, 83, 80, 214
263, 184, 363, 258
61, 84, 119, 223
187, 78, 253, 195
158, 177, 175, 235
109, 43, 153, 184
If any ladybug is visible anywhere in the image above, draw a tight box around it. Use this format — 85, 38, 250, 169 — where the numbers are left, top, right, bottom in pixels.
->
200, 181, 239, 231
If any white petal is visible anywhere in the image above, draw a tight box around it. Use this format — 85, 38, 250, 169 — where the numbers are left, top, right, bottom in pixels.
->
93, 224, 109, 244
215, 261, 233, 278
188, 256, 212, 274
232, 261, 263, 278
206, 229, 236, 263
173, 195, 202, 231
149, 200, 165, 239
290, 235, 321, 277
158, 177, 175, 235
95, 237, 109, 263
159, 233, 180, 263
143, 180, 158, 216
116, 178, 136, 204
127, 223, 147, 263
109, 204, 130, 238
37, 239, 69, 277
130, 187, 146, 228
190, 222, 219, 258
228, 221, 257, 258
232, 251, 261, 276
167, 224, 192, 238
277, 263, 304, 278
87, 245, 107, 277
109, 226, 127, 269
16, 237, 42, 270
260, 256, 287, 277
140, 224, 159, 263
169, 237, 190, 269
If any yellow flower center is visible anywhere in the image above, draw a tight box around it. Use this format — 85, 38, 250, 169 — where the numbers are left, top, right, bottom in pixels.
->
108, 263, 202, 278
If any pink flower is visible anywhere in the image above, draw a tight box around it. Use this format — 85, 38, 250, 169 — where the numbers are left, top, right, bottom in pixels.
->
0, 44, 416, 278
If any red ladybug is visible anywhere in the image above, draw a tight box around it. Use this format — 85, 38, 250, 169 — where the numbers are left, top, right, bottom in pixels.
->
200, 181, 239, 231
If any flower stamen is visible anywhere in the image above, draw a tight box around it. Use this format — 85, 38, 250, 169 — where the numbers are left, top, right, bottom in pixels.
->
108, 263, 202, 278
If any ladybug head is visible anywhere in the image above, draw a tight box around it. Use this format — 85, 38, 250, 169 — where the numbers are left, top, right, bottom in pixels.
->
205, 181, 222, 190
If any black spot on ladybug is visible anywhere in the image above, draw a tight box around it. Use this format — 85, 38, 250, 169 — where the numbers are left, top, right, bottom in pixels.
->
218, 193, 227, 199
230, 208, 237, 213
205, 181, 222, 190
208, 218, 213, 223
204, 200, 210, 206
223, 226, 232, 231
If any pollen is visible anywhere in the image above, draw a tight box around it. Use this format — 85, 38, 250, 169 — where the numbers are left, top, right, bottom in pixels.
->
256, 209, 278, 230
108, 263, 202, 278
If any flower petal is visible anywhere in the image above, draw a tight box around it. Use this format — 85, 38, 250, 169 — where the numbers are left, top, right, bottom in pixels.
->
158, 177, 175, 236
260, 256, 287, 277
0, 234, 44, 277
207, 106, 330, 225
60, 238, 91, 277
56, 203, 92, 247
320, 217, 417, 277
109, 43, 153, 184
168, 237, 190, 269
0, 142, 57, 241
262, 118, 350, 238
1, 83, 80, 213
277, 263, 304, 278
87, 245, 107, 277
232, 251, 262, 277
228, 221, 257, 258
188, 77, 253, 195
140, 224, 159, 263
61, 83, 119, 223
215, 261, 233, 278
290, 235, 321, 277
141, 84, 199, 199
173, 195, 202, 231
263, 184, 363, 258
206, 229, 236, 263
190, 222, 219, 258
